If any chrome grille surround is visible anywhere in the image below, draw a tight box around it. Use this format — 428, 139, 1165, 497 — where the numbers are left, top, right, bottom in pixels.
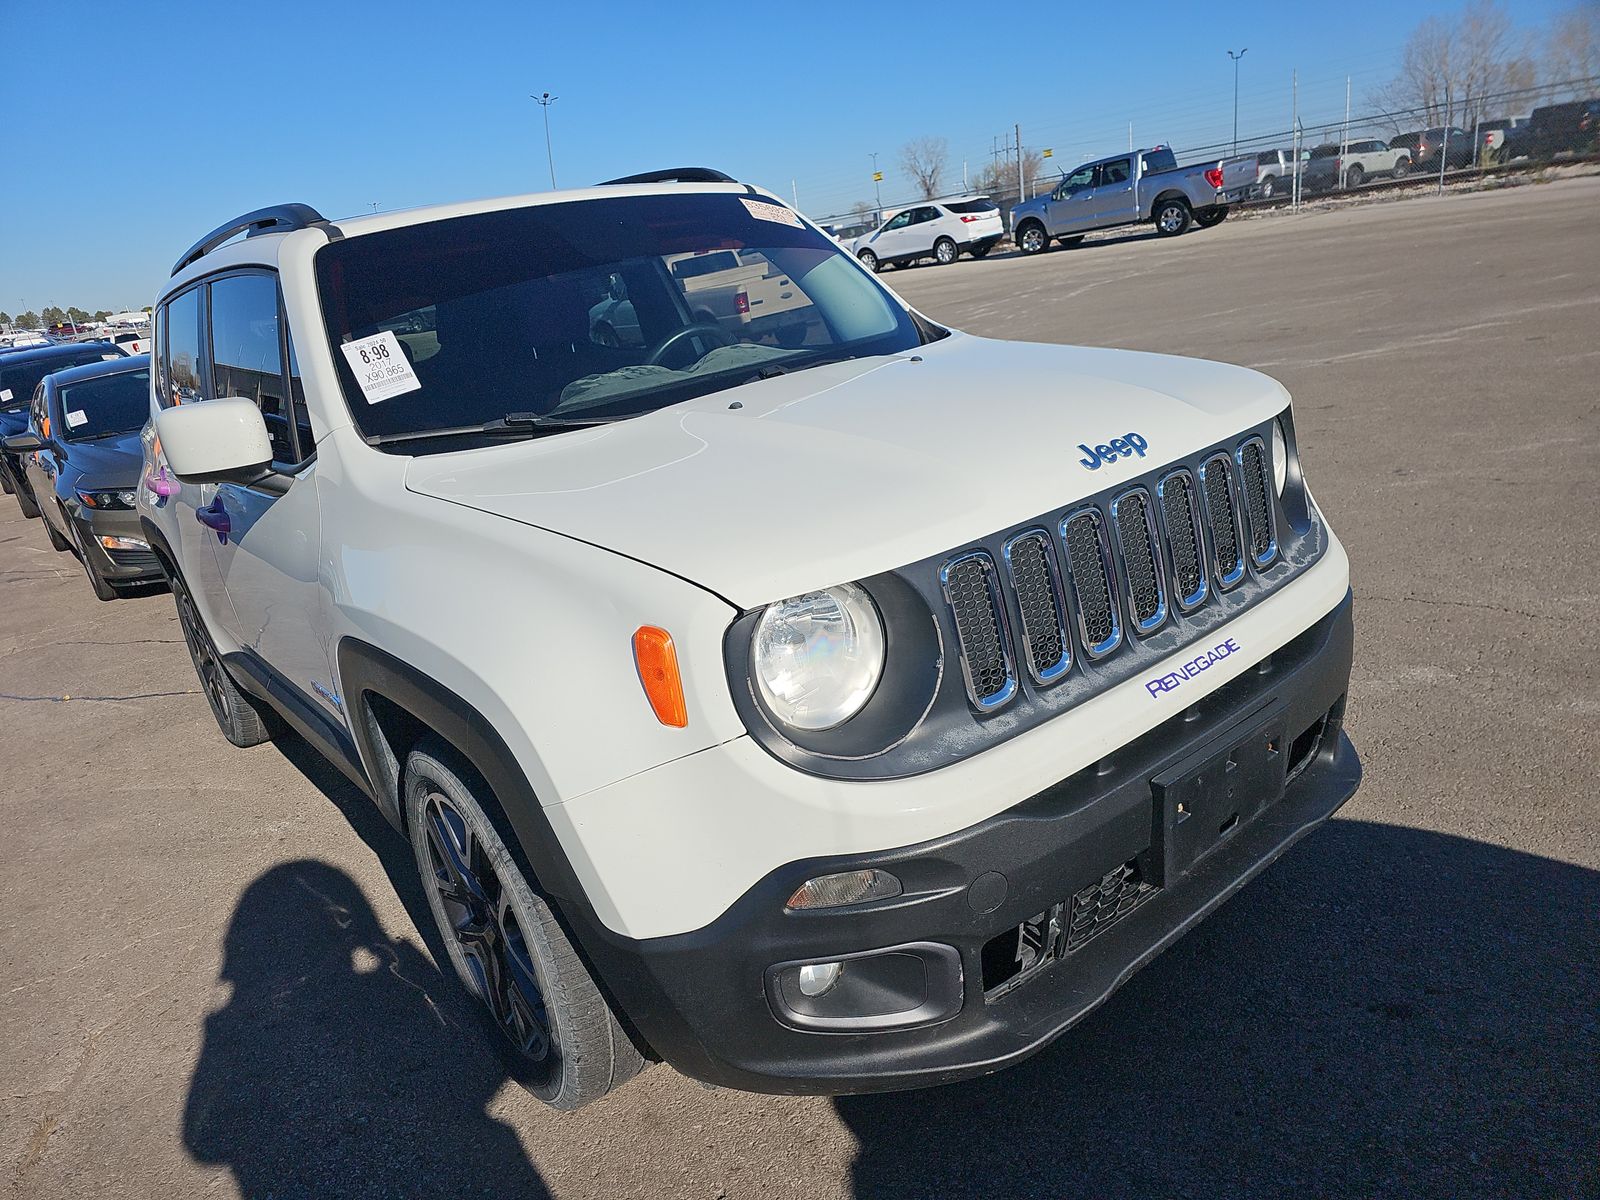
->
1156, 469, 1209, 612
1236, 436, 1279, 569
1001, 529, 1072, 685
1110, 487, 1168, 636
1198, 452, 1247, 590
1059, 507, 1123, 660
939, 551, 1018, 710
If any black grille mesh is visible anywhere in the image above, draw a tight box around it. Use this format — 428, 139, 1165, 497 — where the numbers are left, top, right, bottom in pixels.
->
945, 556, 1009, 702
1008, 534, 1067, 678
1063, 512, 1115, 649
1239, 440, 1273, 558
1066, 861, 1158, 953
1161, 474, 1204, 601
1203, 460, 1241, 581
1114, 492, 1162, 626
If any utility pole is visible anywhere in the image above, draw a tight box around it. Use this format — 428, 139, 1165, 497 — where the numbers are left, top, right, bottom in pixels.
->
1016, 122, 1024, 204
1128, 121, 1134, 152
870, 151, 882, 218
1340, 75, 1351, 189
1227, 49, 1248, 156
532, 92, 558, 189
1291, 69, 1301, 210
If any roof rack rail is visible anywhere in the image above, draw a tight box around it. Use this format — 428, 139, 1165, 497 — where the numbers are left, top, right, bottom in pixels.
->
597, 167, 737, 186
171, 203, 336, 277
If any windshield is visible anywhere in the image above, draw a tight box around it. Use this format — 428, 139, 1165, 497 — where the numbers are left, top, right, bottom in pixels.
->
315, 192, 927, 447
0, 347, 121, 412
59, 369, 150, 441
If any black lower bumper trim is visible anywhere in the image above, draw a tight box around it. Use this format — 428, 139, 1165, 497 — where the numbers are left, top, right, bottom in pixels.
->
586, 591, 1359, 1095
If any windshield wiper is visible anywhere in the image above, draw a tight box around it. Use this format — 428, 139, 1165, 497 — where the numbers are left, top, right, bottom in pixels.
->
734, 353, 860, 388
364, 411, 621, 448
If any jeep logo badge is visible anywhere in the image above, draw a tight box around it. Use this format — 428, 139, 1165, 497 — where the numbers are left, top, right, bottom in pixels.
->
1078, 432, 1150, 470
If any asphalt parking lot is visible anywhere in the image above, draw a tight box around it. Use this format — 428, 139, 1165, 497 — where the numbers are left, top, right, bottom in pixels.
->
3, 176, 1597, 1200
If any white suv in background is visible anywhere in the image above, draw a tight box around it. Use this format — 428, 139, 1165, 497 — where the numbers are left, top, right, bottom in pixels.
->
849, 196, 1004, 270
140, 170, 1359, 1112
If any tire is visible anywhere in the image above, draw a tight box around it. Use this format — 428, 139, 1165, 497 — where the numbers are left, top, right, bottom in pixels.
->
1016, 221, 1049, 255
0, 467, 11, 494
1056, 235, 1085, 248
10, 466, 40, 519
1259, 175, 1278, 199
171, 571, 277, 746
1154, 197, 1192, 236
1345, 164, 1366, 188
857, 249, 879, 273
1194, 206, 1228, 229
968, 243, 992, 258
1392, 157, 1410, 178
404, 739, 645, 1111
933, 237, 958, 266
44, 508, 72, 552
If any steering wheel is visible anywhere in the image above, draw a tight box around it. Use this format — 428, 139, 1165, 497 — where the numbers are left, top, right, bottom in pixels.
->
644, 321, 735, 367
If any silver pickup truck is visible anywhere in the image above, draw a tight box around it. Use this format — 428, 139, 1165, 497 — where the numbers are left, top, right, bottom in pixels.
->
1011, 146, 1229, 254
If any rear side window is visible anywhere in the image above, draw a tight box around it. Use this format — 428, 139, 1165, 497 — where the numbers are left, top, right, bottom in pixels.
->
1100, 159, 1131, 184
163, 288, 204, 407
946, 199, 998, 214
1141, 148, 1177, 172
1257, 151, 1280, 166
208, 272, 304, 465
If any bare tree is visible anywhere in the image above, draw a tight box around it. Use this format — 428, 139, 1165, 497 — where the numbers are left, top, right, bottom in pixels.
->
851, 199, 874, 221
1548, 2, 1600, 91
1371, 1, 1536, 128
899, 137, 949, 199
972, 150, 1046, 206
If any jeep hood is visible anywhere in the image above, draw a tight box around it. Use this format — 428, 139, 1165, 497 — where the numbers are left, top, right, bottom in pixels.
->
404, 334, 1289, 608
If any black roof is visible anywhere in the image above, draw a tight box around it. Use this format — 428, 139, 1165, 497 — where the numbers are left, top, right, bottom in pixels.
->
0, 340, 122, 368
40, 353, 150, 392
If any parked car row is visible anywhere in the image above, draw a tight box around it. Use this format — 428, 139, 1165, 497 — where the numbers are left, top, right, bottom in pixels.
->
0, 341, 162, 599
14, 172, 1358, 1113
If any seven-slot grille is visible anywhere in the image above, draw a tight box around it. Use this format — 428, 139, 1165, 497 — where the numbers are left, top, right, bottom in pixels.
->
940, 552, 1015, 709
942, 431, 1280, 710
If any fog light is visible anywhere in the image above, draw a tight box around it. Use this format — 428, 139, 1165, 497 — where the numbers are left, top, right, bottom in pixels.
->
797, 961, 842, 997
98, 535, 149, 551
786, 869, 902, 911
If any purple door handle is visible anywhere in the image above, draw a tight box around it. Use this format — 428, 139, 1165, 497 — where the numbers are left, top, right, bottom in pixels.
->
196, 497, 230, 541
144, 466, 179, 499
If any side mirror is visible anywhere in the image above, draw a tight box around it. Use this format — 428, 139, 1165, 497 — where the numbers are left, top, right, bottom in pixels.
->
154, 398, 273, 484
1, 431, 46, 453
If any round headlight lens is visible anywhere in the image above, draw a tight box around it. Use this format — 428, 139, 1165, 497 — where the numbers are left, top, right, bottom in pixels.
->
1272, 419, 1288, 496
752, 584, 885, 731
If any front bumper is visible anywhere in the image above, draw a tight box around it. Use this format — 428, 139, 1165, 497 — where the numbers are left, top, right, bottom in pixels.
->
592, 591, 1358, 1094
71, 506, 162, 582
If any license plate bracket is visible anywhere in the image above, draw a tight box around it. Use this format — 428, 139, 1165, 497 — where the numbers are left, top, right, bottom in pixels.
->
1146, 708, 1288, 886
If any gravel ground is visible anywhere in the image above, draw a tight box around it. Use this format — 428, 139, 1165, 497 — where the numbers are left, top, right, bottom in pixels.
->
2, 175, 1596, 1200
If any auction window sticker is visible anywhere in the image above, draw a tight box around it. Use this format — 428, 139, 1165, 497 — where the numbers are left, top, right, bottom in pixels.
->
66, 409, 88, 428
740, 198, 803, 228
338, 330, 422, 404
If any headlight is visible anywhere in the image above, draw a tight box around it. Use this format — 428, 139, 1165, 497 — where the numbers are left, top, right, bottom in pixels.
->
77, 488, 138, 510
752, 583, 885, 731
1271, 419, 1288, 495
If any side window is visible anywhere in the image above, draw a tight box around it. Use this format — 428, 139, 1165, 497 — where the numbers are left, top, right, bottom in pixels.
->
208, 272, 298, 465
1100, 159, 1131, 185
882, 211, 913, 231
1059, 165, 1096, 194
164, 287, 204, 407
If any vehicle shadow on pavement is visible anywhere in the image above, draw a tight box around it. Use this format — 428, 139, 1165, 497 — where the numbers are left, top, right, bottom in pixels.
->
836, 821, 1600, 1199
183, 740, 552, 1198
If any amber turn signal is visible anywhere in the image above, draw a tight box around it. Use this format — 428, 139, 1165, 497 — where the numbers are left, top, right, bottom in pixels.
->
633, 626, 688, 728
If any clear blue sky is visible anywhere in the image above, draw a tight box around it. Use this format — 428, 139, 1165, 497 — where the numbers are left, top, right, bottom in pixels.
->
0, 0, 1571, 313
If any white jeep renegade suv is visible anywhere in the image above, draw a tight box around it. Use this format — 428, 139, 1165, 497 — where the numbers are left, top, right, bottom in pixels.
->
140, 168, 1359, 1111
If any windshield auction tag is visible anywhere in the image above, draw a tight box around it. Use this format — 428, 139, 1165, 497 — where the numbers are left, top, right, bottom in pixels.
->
101, 354, 121, 361
0, 390, 10, 402
66, 409, 88, 428
740, 198, 803, 228
339, 330, 421, 404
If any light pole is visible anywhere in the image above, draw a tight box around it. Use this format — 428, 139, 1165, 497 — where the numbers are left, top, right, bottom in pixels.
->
532, 92, 558, 189
1227, 48, 1248, 155
870, 151, 882, 220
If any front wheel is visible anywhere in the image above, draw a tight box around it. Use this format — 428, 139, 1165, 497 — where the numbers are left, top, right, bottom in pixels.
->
1016, 222, 1049, 255
933, 237, 958, 266
1194, 206, 1228, 229
44, 508, 73, 552
1056, 235, 1085, 248
172, 572, 277, 745
1259, 175, 1278, 198
968, 243, 992, 258
1154, 198, 1192, 236
10, 469, 40, 519
405, 739, 645, 1111
857, 249, 879, 273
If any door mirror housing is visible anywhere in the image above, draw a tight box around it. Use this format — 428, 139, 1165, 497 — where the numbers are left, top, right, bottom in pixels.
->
1, 431, 46, 454
154, 398, 274, 484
